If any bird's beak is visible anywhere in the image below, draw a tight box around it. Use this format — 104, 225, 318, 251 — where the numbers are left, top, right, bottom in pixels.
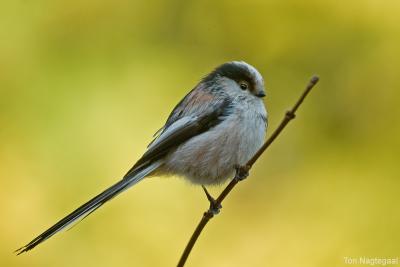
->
256, 90, 266, 98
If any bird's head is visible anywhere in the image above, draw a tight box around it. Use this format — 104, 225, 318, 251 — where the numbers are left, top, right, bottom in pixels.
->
203, 61, 266, 99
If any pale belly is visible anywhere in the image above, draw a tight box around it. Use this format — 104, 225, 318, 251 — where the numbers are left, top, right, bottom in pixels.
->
162, 111, 266, 185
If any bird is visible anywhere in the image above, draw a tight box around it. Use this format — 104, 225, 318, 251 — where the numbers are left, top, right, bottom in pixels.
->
16, 60, 268, 254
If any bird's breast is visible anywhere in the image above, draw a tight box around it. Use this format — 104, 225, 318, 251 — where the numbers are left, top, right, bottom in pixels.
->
163, 103, 267, 185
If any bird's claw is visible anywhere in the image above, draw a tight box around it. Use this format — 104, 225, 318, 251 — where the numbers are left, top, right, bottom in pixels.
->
202, 186, 222, 215
234, 164, 250, 181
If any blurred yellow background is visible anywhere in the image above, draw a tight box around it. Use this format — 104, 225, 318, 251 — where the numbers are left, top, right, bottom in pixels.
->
1, 0, 399, 266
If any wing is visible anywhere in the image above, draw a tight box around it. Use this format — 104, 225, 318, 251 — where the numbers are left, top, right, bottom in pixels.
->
123, 91, 231, 178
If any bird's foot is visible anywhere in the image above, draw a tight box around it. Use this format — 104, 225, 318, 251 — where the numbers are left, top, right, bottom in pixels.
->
234, 164, 250, 181
202, 185, 222, 215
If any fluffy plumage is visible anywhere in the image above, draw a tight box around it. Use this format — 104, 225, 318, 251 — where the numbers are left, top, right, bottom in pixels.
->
16, 61, 267, 254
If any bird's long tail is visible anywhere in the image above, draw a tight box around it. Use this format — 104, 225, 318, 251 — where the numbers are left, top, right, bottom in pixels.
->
16, 161, 162, 255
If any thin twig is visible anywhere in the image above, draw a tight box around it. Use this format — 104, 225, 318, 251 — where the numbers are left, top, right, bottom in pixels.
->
177, 76, 320, 267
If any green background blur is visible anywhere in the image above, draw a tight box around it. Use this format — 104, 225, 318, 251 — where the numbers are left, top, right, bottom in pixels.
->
1, 0, 399, 266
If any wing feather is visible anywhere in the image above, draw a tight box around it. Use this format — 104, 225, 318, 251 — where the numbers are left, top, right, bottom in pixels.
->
124, 96, 231, 178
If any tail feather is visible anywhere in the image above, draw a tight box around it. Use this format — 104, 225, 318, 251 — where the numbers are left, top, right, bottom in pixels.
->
16, 161, 162, 255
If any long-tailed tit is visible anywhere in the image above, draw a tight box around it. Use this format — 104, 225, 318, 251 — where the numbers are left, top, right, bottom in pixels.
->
17, 61, 267, 254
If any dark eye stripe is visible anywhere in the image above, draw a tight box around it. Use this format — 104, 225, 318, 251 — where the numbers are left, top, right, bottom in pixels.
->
202, 62, 256, 89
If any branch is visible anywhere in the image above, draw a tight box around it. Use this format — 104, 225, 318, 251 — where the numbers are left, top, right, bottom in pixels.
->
177, 76, 319, 267
177, 76, 320, 267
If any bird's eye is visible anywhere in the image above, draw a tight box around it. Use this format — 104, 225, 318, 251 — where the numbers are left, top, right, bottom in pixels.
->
239, 82, 248, 90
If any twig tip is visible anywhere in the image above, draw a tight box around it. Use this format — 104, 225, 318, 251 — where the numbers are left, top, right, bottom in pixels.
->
310, 75, 319, 84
